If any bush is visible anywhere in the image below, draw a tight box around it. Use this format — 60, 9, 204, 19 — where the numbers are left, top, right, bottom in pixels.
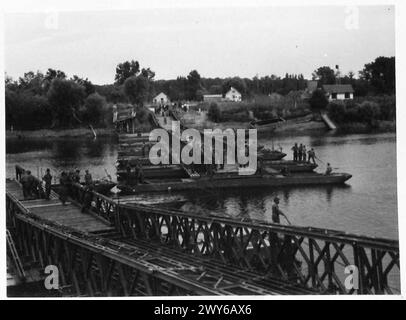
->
309, 89, 328, 111
207, 103, 221, 122
327, 95, 395, 127
327, 101, 346, 123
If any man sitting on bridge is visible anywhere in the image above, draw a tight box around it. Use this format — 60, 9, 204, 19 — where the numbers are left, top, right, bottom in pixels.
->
325, 163, 333, 175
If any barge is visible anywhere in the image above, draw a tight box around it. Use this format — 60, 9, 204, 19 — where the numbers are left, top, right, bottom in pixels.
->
117, 172, 352, 194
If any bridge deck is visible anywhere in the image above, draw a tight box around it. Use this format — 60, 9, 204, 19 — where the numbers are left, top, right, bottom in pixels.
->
6, 180, 114, 234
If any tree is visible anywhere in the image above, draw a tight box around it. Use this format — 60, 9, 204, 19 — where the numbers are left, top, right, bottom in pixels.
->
360, 56, 395, 95
309, 89, 328, 111
82, 93, 107, 126
71, 75, 95, 96
123, 75, 150, 105
43, 68, 66, 92
186, 70, 202, 100
115, 60, 140, 85
47, 79, 86, 127
18, 71, 45, 95
312, 66, 336, 85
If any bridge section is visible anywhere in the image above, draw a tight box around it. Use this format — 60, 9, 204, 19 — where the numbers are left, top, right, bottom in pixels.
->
7, 175, 315, 296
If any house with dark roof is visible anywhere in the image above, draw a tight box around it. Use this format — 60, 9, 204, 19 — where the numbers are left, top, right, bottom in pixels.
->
322, 84, 354, 101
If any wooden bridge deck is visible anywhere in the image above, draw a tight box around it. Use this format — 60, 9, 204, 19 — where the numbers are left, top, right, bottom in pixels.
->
6, 180, 114, 234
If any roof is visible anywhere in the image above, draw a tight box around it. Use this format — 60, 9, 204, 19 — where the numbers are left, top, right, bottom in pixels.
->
203, 94, 222, 98
153, 92, 169, 99
322, 84, 354, 94
226, 87, 241, 95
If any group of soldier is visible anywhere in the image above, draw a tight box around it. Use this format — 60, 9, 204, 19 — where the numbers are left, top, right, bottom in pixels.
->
291, 143, 316, 164
20, 170, 42, 200
125, 162, 145, 185
21, 168, 95, 209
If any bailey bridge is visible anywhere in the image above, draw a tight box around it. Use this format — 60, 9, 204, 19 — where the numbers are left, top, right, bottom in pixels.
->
6, 165, 400, 296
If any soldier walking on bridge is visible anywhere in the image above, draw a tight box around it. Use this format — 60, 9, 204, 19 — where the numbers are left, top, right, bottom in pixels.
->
84, 170, 93, 186
59, 171, 69, 205
42, 168, 52, 200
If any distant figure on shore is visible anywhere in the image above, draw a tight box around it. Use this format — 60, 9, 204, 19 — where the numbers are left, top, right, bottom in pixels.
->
59, 171, 69, 205
308, 148, 316, 164
272, 196, 288, 224
325, 163, 332, 175
302, 146, 307, 162
84, 170, 93, 185
291, 143, 298, 162
42, 168, 52, 200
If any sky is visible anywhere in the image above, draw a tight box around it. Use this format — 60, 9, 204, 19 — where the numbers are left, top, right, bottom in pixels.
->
4, 5, 395, 85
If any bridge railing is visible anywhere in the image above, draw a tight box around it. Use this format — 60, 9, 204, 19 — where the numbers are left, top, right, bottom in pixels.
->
65, 181, 400, 294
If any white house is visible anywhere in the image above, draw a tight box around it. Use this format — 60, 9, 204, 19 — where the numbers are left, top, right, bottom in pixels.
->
224, 87, 242, 102
153, 92, 170, 105
322, 84, 354, 101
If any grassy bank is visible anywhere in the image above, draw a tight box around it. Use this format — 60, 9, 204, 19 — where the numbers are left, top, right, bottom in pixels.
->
6, 127, 115, 140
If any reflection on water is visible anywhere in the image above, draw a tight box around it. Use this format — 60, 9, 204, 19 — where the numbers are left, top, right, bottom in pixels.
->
6, 132, 398, 239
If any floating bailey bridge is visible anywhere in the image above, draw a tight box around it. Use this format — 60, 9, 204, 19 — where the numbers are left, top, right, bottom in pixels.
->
6, 165, 400, 296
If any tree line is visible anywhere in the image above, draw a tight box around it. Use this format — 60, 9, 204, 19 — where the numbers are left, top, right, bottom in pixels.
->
5, 56, 395, 130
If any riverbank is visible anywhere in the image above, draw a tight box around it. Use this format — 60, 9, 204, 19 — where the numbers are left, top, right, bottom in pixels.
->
6, 127, 115, 140
181, 111, 396, 136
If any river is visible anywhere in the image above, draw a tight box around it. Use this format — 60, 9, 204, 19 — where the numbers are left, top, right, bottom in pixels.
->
6, 131, 398, 240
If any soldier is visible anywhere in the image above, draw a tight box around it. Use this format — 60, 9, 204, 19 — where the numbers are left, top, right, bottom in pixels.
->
84, 170, 93, 186
302, 145, 307, 162
20, 169, 29, 199
42, 168, 53, 200
325, 163, 333, 175
81, 185, 94, 213
298, 143, 303, 162
308, 148, 316, 164
73, 169, 81, 183
59, 171, 69, 205
291, 143, 298, 162
25, 170, 36, 199
136, 163, 145, 184
272, 196, 288, 224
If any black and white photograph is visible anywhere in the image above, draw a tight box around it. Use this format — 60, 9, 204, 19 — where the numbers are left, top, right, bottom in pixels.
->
2, 0, 403, 300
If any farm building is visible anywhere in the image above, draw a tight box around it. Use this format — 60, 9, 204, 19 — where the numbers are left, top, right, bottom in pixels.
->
322, 84, 354, 101
153, 92, 170, 105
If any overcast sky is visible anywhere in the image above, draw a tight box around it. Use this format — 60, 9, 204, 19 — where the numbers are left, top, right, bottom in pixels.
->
4, 5, 395, 85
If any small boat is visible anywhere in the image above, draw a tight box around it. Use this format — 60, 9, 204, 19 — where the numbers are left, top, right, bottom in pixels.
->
117, 164, 189, 181
90, 180, 117, 194
258, 148, 287, 161
264, 160, 318, 173
249, 117, 285, 132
